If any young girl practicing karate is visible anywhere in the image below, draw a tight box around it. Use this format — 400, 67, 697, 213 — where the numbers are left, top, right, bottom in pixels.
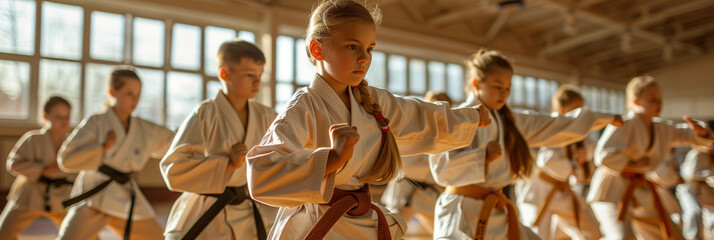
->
161, 40, 278, 240
588, 76, 713, 240
245, 1, 490, 239
56, 67, 174, 240
0, 97, 75, 240
515, 85, 603, 240
430, 49, 622, 240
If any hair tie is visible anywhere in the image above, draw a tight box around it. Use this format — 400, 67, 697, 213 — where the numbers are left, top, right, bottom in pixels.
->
380, 126, 390, 133
374, 114, 384, 119
351, 84, 360, 88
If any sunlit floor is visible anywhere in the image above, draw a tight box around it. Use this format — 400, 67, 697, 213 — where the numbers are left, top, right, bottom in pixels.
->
16, 202, 432, 240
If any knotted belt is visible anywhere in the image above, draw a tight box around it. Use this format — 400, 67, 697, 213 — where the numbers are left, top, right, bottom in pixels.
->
38, 176, 73, 211
62, 164, 135, 240
181, 185, 266, 240
304, 184, 391, 240
532, 172, 581, 231
617, 173, 675, 240
445, 185, 519, 240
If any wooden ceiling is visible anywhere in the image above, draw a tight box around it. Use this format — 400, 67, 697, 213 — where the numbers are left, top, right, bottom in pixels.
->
247, 0, 714, 83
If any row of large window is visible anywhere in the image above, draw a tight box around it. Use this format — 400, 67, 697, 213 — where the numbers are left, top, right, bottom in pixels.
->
0, 0, 625, 131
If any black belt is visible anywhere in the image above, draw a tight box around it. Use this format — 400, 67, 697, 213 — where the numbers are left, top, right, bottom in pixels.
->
62, 165, 135, 240
402, 178, 440, 207
182, 186, 266, 240
38, 176, 73, 211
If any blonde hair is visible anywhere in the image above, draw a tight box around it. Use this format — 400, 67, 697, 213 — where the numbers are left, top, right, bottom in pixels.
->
466, 48, 533, 178
425, 91, 453, 105
216, 39, 265, 70
305, 0, 382, 64
626, 75, 659, 111
552, 84, 584, 113
306, 0, 397, 184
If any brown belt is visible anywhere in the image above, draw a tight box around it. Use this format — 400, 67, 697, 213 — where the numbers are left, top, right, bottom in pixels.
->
618, 173, 675, 240
304, 184, 391, 240
694, 179, 714, 206
445, 185, 519, 240
533, 172, 581, 231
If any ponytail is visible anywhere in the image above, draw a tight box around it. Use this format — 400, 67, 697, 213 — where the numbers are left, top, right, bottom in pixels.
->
351, 80, 402, 184
498, 106, 533, 178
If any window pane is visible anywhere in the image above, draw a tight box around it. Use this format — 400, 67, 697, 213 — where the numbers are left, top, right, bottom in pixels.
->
365, 51, 386, 88
167, 72, 201, 129
135, 68, 164, 125
275, 83, 293, 112
295, 39, 315, 85
41, 2, 83, 60
511, 75, 524, 105
0, 60, 30, 119
39, 59, 81, 124
428, 61, 445, 91
84, 63, 115, 118
90, 11, 124, 61
388, 55, 407, 95
171, 23, 201, 70
204, 26, 236, 76
276, 36, 294, 83
524, 76, 536, 108
537, 78, 551, 112
409, 59, 426, 95
600, 88, 609, 113
0, 0, 35, 55
238, 31, 255, 43
447, 64, 464, 102
133, 17, 164, 67
207, 80, 222, 99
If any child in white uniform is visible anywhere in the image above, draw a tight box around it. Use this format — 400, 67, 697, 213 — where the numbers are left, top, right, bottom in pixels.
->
588, 76, 713, 240
430, 49, 621, 240
677, 145, 714, 240
56, 67, 174, 240
515, 85, 603, 240
161, 40, 278, 240
0, 97, 75, 240
245, 1, 491, 239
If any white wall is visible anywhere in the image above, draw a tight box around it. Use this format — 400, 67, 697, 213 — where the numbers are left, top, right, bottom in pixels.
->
646, 53, 714, 121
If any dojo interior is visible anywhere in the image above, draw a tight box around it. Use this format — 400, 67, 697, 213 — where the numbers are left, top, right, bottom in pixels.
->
1, 0, 713, 239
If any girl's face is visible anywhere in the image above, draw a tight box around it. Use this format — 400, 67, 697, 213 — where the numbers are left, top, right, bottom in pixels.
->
634, 85, 662, 118
110, 78, 142, 114
311, 21, 376, 89
473, 67, 513, 110
559, 98, 584, 114
44, 104, 70, 133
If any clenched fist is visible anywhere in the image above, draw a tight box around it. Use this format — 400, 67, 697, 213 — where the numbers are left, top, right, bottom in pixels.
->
325, 123, 360, 176
226, 142, 248, 173
102, 130, 116, 153
475, 104, 491, 128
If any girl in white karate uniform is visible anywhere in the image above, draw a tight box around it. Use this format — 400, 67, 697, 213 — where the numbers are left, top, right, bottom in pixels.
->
0, 97, 75, 240
161, 40, 278, 240
380, 91, 452, 235
588, 76, 713, 240
430, 49, 621, 240
677, 146, 714, 240
515, 85, 603, 240
245, 1, 490, 239
56, 67, 174, 240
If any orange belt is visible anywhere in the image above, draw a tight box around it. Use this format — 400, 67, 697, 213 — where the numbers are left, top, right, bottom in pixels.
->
617, 173, 674, 240
304, 184, 391, 240
445, 185, 519, 240
533, 173, 581, 230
